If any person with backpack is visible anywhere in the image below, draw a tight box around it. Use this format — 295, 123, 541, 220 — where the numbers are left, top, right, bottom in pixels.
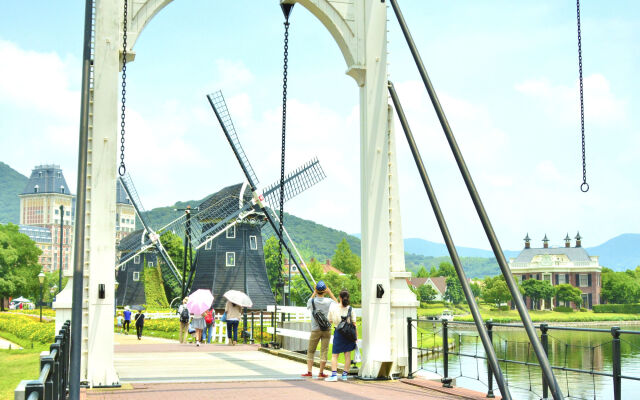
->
134, 310, 146, 340
178, 297, 190, 344
325, 289, 357, 382
203, 305, 215, 344
302, 280, 338, 378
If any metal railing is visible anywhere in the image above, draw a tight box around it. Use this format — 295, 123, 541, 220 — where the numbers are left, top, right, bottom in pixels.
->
17, 320, 71, 400
407, 317, 640, 400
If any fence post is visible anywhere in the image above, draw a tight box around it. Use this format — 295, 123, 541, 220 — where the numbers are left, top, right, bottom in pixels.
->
50, 342, 61, 400
486, 320, 495, 398
260, 311, 264, 346
442, 320, 452, 388
407, 317, 413, 378
612, 326, 621, 400
271, 311, 275, 343
540, 323, 549, 399
251, 312, 255, 343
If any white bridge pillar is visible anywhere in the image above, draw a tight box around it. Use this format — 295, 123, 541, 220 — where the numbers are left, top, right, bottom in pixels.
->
85, 0, 417, 381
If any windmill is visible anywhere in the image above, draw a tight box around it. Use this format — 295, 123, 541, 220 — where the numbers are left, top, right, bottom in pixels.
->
182, 90, 324, 308
114, 174, 183, 306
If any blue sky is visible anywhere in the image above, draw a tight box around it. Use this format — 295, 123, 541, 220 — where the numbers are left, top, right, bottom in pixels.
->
0, 1, 638, 251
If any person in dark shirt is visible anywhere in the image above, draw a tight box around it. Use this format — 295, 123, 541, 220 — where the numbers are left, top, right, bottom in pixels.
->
134, 310, 145, 340
123, 307, 132, 335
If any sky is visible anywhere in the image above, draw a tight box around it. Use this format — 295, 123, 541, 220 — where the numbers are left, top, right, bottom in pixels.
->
0, 1, 638, 251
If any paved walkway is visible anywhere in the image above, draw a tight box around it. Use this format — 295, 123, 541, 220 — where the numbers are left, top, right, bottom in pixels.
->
0, 336, 22, 349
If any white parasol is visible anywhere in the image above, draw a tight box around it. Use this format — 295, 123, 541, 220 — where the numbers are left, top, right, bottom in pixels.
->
223, 290, 253, 308
187, 289, 214, 315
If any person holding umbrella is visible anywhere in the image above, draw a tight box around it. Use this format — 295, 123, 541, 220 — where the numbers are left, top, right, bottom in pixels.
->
186, 289, 214, 347
223, 290, 252, 346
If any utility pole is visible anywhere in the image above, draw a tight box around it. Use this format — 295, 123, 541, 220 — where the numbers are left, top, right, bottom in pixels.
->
175, 205, 193, 299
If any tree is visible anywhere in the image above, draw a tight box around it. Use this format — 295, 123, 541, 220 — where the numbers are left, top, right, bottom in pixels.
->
416, 266, 429, 278
554, 284, 583, 309
444, 276, 464, 304
435, 262, 456, 278
429, 266, 438, 277
332, 238, 361, 275
0, 224, 42, 310
521, 279, 555, 310
470, 282, 482, 298
306, 258, 324, 281
418, 284, 438, 302
482, 276, 512, 308
601, 271, 640, 304
263, 236, 285, 302
159, 231, 185, 302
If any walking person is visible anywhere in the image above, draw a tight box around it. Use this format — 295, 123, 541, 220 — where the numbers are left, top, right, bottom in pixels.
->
123, 306, 132, 335
302, 281, 337, 378
178, 297, 190, 344
203, 305, 215, 344
116, 312, 124, 333
325, 290, 357, 382
192, 310, 206, 346
134, 309, 146, 340
225, 300, 242, 345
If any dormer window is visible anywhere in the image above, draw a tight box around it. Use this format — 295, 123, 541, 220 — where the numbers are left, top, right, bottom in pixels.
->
57, 172, 61, 178
226, 225, 236, 239
38, 172, 42, 177
34, 185, 39, 193
60, 186, 65, 194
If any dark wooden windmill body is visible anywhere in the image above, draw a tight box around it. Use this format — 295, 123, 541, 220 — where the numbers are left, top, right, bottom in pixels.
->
115, 228, 160, 307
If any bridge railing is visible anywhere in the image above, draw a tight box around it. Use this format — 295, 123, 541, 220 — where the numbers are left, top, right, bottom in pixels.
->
407, 317, 640, 400
15, 320, 71, 400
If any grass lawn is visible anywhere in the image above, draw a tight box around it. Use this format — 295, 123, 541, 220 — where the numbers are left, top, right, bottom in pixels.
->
0, 332, 49, 400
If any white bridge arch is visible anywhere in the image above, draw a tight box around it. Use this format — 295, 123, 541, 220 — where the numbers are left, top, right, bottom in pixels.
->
70, 0, 417, 386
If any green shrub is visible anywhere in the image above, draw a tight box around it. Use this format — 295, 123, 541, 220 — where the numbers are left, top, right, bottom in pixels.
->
143, 265, 169, 308
553, 306, 574, 313
592, 304, 640, 314
0, 314, 55, 344
579, 308, 588, 312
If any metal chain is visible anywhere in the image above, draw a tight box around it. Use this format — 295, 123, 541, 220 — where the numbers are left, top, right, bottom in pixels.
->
119, 0, 128, 177
577, 0, 588, 192
278, 18, 290, 301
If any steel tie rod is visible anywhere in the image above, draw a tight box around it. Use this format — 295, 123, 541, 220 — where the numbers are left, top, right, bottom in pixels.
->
389, 81, 510, 400
388, 1, 563, 398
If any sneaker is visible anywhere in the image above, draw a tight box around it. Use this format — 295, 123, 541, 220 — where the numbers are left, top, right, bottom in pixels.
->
196, 342, 200, 347
341, 374, 348, 381
301, 372, 313, 377
318, 373, 329, 378
324, 375, 338, 382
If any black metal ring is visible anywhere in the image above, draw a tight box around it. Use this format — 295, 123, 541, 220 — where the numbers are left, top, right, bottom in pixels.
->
118, 164, 126, 177
580, 182, 589, 192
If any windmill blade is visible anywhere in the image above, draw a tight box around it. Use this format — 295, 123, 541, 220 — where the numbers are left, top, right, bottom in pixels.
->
261, 158, 326, 209
195, 201, 257, 249
207, 90, 260, 190
119, 174, 152, 229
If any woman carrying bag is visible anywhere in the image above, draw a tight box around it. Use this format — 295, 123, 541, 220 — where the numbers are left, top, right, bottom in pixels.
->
325, 290, 358, 382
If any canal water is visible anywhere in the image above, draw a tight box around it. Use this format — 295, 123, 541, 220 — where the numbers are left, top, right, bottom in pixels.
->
415, 322, 640, 399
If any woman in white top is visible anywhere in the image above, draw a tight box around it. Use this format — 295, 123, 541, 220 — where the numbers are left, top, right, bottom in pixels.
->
325, 290, 357, 381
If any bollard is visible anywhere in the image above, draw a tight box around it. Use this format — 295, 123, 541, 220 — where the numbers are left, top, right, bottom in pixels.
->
540, 323, 549, 399
442, 320, 452, 388
486, 320, 495, 398
612, 327, 621, 400
407, 317, 413, 378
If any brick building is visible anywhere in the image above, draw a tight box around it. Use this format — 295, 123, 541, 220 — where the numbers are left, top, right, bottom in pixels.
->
509, 232, 601, 309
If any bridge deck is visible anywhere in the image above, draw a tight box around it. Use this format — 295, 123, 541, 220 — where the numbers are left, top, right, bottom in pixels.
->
81, 333, 494, 399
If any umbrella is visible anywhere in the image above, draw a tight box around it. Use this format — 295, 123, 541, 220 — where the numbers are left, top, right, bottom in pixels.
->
12, 297, 32, 303
187, 289, 214, 315
130, 305, 145, 311
223, 290, 252, 308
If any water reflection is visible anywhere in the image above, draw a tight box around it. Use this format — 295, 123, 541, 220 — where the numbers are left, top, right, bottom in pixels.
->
415, 322, 640, 400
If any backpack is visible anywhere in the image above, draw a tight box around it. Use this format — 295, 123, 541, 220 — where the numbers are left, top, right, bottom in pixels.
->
336, 306, 357, 342
180, 306, 190, 323
204, 310, 214, 324
311, 298, 331, 331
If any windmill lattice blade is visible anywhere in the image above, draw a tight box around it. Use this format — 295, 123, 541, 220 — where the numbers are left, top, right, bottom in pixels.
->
262, 158, 326, 209
195, 201, 256, 247
207, 90, 260, 189
119, 174, 152, 229
154, 241, 182, 282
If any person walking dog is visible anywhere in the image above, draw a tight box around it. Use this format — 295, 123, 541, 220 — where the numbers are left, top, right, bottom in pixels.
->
325, 290, 357, 382
302, 280, 338, 378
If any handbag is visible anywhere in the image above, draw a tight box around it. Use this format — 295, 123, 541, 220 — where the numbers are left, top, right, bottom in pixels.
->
221, 312, 227, 323
336, 306, 357, 342
311, 298, 331, 331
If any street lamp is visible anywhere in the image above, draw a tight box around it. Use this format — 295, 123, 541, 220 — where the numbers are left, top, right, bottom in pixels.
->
38, 271, 45, 322
114, 280, 120, 316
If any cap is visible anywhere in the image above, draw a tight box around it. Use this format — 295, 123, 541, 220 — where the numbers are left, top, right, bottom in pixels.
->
316, 280, 327, 292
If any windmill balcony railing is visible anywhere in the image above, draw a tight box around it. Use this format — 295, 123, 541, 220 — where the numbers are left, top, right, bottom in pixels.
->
15, 320, 71, 400
406, 317, 640, 400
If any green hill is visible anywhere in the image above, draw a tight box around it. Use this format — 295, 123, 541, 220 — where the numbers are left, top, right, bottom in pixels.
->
0, 162, 28, 224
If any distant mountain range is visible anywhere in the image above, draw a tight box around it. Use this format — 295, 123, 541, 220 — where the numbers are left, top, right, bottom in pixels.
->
1, 161, 638, 273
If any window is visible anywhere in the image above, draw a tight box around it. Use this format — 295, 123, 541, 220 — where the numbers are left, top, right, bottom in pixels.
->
60, 186, 65, 194
226, 252, 236, 267
148, 261, 154, 267
55, 209, 59, 215
516, 275, 523, 284
249, 235, 257, 250
557, 274, 567, 285
134, 255, 140, 264
133, 272, 140, 281
581, 294, 588, 306
205, 237, 212, 250
65, 211, 70, 216
543, 273, 551, 284
226, 225, 236, 239
34, 185, 39, 193
579, 274, 588, 287
122, 264, 126, 271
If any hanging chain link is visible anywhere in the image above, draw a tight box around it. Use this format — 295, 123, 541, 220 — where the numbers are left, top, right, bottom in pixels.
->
577, 0, 588, 192
119, 0, 128, 177
278, 18, 290, 299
